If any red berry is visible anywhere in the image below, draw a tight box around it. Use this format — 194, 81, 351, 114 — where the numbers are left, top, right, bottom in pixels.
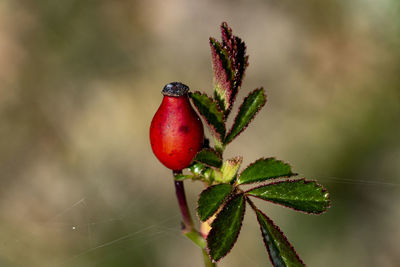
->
150, 82, 204, 171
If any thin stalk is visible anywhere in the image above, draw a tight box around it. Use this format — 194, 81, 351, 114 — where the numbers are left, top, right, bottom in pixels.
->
173, 170, 216, 267
173, 177, 194, 232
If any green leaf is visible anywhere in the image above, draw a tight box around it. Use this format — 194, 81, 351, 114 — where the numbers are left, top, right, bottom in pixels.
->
197, 184, 233, 222
254, 207, 305, 267
210, 37, 234, 113
225, 88, 266, 144
246, 179, 331, 214
237, 158, 296, 185
190, 91, 226, 142
217, 156, 243, 183
194, 148, 222, 168
207, 193, 246, 262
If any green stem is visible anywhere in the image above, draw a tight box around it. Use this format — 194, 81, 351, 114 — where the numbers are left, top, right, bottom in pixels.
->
173, 171, 216, 267
213, 137, 225, 154
203, 248, 216, 267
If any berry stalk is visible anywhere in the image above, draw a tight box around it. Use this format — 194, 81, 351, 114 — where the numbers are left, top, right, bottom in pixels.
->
173, 171, 194, 232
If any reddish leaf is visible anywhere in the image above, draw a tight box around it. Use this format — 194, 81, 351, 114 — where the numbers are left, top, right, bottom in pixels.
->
220, 22, 249, 109
210, 37, 233, 113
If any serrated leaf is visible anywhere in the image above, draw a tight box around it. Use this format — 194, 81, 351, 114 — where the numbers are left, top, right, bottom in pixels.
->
210, 22, 249, 117
246, 179, 330, 214
220, 22, 248, 108
207, 193, 246, 262
194, 148, 222, 168
217, 156, 243, 183
237, 158, 295, 185
190, 92, 226, 142
197, 184, 233, 222
225, 88, 266, 144
254, 208, 305, 267
210, 37, 234, 113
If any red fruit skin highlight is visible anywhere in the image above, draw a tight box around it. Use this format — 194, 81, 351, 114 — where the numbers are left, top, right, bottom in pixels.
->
150, 84, 204, 171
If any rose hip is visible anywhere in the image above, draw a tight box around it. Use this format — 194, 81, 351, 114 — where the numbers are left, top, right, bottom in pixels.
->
150, 82, 204, 171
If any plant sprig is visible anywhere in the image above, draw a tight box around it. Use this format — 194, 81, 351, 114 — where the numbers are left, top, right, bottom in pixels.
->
179, 22, 331, 266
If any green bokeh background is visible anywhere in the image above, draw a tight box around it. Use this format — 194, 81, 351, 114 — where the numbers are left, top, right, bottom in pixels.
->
0, 0, 399, 266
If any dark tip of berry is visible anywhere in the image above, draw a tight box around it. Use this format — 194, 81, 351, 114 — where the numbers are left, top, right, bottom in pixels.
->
162, 82, 189, 97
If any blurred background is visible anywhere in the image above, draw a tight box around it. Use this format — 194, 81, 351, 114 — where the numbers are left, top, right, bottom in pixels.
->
0, 0, 399, 266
